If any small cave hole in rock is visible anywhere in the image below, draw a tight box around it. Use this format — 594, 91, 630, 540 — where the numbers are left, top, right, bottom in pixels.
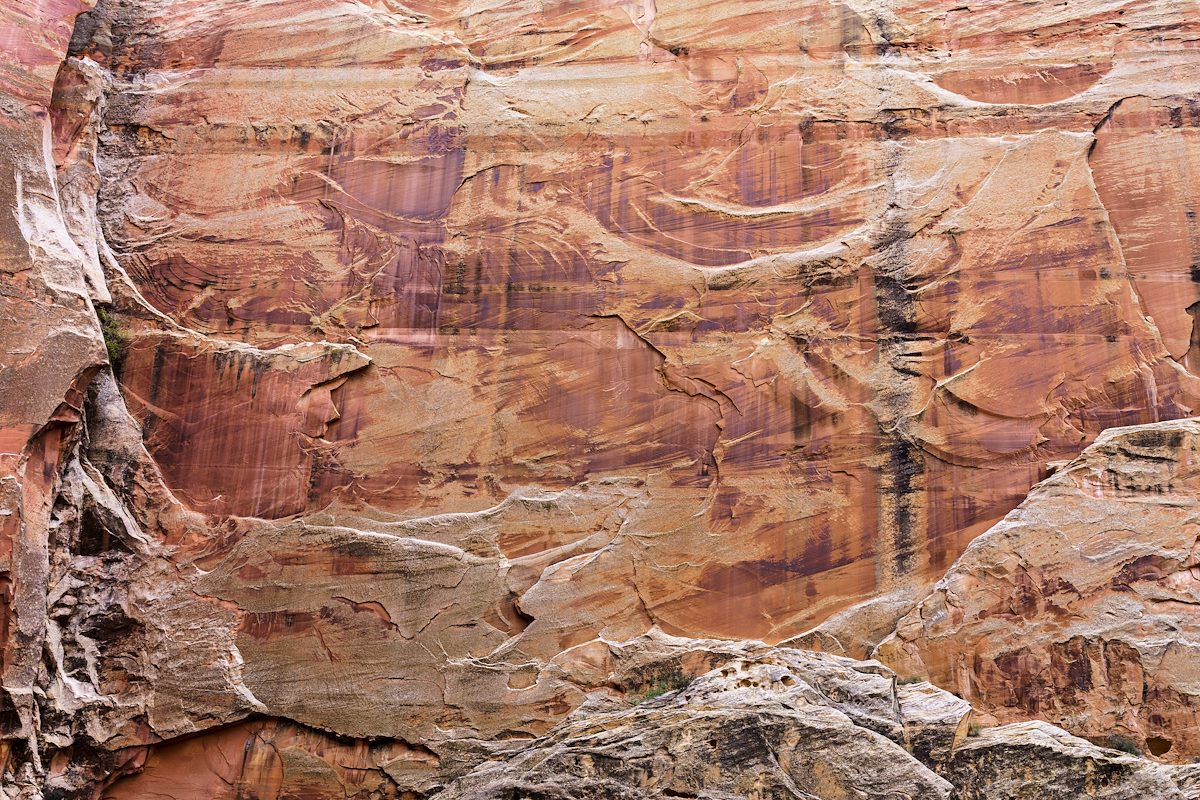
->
1147, 736, 1173, 756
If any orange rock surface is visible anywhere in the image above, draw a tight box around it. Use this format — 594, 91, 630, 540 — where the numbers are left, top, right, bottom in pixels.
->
3, 0, 1200, 796
878, 418, 1200, 760
91, 0, 1200, 646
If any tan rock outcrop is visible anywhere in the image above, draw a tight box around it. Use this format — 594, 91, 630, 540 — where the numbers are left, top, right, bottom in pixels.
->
434, 648, 960, 800
426, 647, 1198, 800
877, 418, 1200, 760
944, 721, 1191, 800
89, 641, 1200, 799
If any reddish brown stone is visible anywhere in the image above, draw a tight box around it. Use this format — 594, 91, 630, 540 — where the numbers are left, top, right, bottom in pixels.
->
5, 0, 1200, 796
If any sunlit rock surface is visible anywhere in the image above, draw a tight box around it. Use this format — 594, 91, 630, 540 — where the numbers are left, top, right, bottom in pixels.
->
4, 0, 1200, 797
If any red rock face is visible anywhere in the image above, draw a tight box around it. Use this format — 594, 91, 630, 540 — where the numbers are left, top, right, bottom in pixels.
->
1091, 95, 1200, 366
89, 0, 1200, 644
117, 337, 369, 517
0, 0, 92, 107
99, 718, 430, 800
5, 0, 1200, 796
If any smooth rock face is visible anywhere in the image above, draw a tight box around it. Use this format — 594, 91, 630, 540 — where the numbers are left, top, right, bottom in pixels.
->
82, 0, 1200, 647
3, 0, 1200, 798
877, 419, 1200, 759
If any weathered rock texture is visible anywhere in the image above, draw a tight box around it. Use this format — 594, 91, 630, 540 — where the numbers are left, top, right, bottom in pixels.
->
85, 0, 1200, 645
4, 0, 1200, 797
944, 720, 1194, 800
427, 648, 1200, 800
434, 647, 962, 800
0, 0, 110, 791
879, 418, 1200, 760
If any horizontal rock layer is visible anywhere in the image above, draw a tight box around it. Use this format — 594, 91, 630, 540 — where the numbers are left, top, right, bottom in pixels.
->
2, 0, 1200, 798
93, 640, 1200, 800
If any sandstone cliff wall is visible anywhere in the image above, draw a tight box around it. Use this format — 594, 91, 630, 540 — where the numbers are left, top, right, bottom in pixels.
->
3, 0, 1200, 797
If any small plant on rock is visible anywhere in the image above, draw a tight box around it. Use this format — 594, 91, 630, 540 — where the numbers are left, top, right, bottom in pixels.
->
97, 306, 127, 375
1105, 734, 1142, 756
631, 670, 691, 704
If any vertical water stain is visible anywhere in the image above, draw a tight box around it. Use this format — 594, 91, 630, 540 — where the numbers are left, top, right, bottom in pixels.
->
870, 145, 927, 583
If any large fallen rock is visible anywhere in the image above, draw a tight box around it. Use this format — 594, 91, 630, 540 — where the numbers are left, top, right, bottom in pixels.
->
433, 647, 961, 800
944, 721, 1189, 800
